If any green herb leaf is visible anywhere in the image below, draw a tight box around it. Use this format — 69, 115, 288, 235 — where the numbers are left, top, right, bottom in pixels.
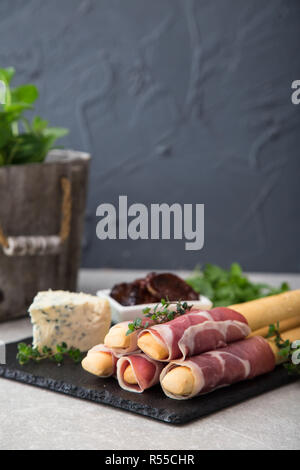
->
0, 67, 69, 166
32, 116, 49, 133
267, 323, 300, 376
142, 307, 151, 314
126, 300, 193, 335
186, 263, 290, 306
0, 67, 15, 85
16, 342, 83, 366
11, 84, 39, 105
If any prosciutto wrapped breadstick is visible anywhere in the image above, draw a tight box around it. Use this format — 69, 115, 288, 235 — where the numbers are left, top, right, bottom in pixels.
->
160, 326, 300, 400
81, 344, 119, 378
117, 353, 164, 393
82, 345, 163, 393
104, 319, 155, 354
104, 298, 212, 353
137, 307, 251, 361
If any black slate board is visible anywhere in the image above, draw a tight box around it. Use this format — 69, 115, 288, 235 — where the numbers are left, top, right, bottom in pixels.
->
0, 338, 298, 425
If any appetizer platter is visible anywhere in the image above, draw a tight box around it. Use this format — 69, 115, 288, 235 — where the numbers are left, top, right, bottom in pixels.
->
0, 270, 299, 424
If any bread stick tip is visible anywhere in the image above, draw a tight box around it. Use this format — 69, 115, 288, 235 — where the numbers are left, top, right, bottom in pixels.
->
82, 351, 114, 377
161, 366, 194, 396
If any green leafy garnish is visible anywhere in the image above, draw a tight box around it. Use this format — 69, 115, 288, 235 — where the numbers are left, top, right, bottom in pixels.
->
0, 67, 68, 166
17, 342, 83, 366
267, 324, 300, 376
126, 317, 146, 336
126, 299, 193, 336
186, 263, 290, 307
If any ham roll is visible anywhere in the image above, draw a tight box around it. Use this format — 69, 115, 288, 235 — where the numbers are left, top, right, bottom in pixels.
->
104, 318, 156, 355
117, 353, 164, 393
138, 307, 251, 361
160, 336, 276, 400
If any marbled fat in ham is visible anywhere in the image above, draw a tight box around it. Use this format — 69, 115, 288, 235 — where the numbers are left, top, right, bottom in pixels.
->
117, 353, 164, 393
160, 336, 276, 399
139, 307, 251, 361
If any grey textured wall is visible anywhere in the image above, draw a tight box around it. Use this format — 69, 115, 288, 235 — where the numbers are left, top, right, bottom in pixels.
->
1, 0, 300, 271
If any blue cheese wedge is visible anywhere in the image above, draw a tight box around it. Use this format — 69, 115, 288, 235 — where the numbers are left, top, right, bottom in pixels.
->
29, 290, 111, 352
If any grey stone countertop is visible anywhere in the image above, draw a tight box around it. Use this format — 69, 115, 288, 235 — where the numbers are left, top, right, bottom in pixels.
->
0, 269, 299, 450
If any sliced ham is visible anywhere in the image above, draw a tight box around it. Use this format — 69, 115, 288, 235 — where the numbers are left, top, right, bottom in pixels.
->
160, 336, 276, 400
117, 353, 164, 393
139, 307, 251, 361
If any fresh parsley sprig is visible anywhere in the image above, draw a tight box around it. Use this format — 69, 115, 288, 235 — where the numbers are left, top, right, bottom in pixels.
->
267, 324, 300, 376
187, 263, 290, 307
17, 342, 83, 366
126, 318, 150, 336
126, 299, 193, 336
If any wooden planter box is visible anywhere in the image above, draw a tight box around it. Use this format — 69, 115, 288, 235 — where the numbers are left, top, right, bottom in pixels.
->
0, 150, 90, 322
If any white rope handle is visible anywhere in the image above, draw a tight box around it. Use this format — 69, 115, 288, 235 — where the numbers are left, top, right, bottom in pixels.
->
0, 177, 72, 257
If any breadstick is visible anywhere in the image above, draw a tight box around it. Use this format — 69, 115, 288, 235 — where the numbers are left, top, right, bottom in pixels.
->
82, 351, 115, 377
104, 323, 132, 349
161, 366, 194, 396
123, 365, 138, 384
137, 332, 168, 360
230, 290, 300, 331
81, 344, 139, 384
249, 315, 300, 338
104, 322, 139, 354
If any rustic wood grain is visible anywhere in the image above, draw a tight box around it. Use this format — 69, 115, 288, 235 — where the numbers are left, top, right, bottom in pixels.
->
0, 150, 90, 322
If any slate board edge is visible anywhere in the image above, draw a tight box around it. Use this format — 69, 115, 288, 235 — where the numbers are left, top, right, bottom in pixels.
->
0, 338, 298, 426
0, 362, 297, 426
0, 363, 179, 424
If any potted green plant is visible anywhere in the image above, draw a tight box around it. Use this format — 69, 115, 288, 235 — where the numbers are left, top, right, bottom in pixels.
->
0, 68, 90, 322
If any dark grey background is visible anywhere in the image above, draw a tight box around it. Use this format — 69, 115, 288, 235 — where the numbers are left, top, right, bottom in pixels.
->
1, 0, 300, 271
